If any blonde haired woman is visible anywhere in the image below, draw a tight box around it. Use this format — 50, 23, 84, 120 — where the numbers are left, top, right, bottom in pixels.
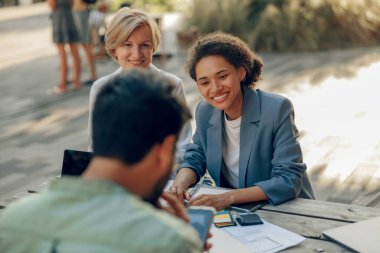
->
88, 7, 192, 163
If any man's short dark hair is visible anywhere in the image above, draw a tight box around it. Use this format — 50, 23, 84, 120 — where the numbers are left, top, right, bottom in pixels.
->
92, 70, 191, 164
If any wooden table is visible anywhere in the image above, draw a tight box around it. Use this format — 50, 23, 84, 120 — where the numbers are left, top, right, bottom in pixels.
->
1, 183, 380, 252
255, 198, 380, 252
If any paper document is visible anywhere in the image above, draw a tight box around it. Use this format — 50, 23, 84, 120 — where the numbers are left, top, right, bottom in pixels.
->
209, 227, 251, 253
192, 186, 230, 197
164, 182, 304, 252
165, 180, 230, 197
222, 219, 305, 253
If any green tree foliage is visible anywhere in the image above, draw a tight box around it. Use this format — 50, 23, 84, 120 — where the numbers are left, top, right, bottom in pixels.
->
111, 0, 175, 12
182, 0, 249, 36
182, 0, 380, 52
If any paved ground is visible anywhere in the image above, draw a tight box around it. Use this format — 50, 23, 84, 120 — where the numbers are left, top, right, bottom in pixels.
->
1, 3, 380, 207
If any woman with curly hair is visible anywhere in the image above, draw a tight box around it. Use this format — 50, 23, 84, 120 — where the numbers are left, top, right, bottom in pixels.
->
170, 32, 315, 211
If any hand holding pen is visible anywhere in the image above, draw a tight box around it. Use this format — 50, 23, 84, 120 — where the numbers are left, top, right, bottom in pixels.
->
168, 185, 190, 205
168, 174, 203, 207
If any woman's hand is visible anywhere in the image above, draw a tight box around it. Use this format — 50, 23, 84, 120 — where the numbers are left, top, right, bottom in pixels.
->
169, 167, 198, 204
159, 192, 189, 222
167, 183, 191, 205
188, 193, 231, 211
189, 186, 268, 212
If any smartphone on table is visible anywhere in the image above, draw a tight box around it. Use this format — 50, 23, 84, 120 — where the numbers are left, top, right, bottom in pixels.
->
187, 206, 216, 244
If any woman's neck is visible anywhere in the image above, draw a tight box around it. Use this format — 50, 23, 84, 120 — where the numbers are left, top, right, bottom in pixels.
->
224, 88, 243, 120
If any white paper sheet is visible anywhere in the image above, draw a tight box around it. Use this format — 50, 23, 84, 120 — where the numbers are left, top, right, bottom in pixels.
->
164, 181, 230, 197
221, 219, 305, 253
191, 186, 230, 197
209, 227, 251, 253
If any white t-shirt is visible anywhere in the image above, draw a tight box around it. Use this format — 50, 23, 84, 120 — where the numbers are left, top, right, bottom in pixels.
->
222, 113, 241, 189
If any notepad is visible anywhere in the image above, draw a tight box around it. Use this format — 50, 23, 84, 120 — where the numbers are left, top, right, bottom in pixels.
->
214, 210, 236, 228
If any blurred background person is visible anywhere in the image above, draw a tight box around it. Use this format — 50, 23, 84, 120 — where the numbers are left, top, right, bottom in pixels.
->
72, 0, 97, 85
48, 0, 81, 94
89, 0, 109, 60
87, 7, 192, 165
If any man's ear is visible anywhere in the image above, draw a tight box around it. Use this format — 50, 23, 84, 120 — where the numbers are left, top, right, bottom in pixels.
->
157, 135, 176, 171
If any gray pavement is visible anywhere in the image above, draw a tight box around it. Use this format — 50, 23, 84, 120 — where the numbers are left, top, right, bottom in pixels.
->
1, 3, 380, 207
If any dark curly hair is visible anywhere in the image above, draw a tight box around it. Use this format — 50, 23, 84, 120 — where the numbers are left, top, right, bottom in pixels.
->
186, 32, 263, 87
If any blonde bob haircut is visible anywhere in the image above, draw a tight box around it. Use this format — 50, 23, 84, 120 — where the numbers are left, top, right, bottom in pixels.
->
105, 7, 161, 59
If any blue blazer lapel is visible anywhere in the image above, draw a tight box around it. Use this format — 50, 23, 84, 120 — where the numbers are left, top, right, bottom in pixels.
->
239, 87, 261, 188
206, 109, 223, 186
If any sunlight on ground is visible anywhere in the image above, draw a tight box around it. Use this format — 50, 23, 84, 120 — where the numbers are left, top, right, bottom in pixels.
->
0, 27, 54, 70
287, 61, 380, 182
0, 2, 49, 22
4, 106, 88, 137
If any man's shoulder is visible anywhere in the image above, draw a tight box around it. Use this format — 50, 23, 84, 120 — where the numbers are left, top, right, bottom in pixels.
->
0, 181, 201, 253
0, 194, 40, 225
86, 196, 202, 252
130, 204, 201, 251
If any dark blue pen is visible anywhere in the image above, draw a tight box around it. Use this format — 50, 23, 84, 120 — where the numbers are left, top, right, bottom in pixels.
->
230, 206, 250, 213
249, 202, 267, 212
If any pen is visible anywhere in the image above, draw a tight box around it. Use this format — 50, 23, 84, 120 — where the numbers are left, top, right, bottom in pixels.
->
183, 186, 197, 208
183, 176, 205, 207
189, 182, 201, 198
249, 202, 267, 213
229, 206, 250, 213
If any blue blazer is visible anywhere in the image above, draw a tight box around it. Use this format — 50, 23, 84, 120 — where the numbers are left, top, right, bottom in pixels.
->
180, 86, 315, 205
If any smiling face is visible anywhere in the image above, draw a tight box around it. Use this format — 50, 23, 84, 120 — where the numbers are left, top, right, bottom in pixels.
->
114, 24, 154, 69
195, 55, 246, 120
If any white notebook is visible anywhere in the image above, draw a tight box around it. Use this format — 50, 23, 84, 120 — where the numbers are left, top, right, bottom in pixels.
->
323, 216, 380, 253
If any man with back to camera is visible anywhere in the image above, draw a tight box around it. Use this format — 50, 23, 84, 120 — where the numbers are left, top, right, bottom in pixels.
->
0, 70, 203, 253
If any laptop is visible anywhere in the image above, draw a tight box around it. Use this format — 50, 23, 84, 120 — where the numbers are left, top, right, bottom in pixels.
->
27, 149, 92, 193
61, 149, 92, 176
323, 216, 380, 253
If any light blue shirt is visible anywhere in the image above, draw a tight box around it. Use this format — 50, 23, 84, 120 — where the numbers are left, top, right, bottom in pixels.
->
0, 177, 202, 253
